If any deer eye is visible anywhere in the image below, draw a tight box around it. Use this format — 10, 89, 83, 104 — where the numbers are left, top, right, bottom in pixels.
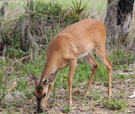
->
42, 93, 46, 97
44, 79, 48, 84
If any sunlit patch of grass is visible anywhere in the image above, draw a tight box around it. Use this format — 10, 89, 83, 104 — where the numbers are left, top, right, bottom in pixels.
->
55, 59, 109, 89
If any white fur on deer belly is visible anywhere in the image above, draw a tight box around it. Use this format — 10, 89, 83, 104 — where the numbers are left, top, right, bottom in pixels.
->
78, 50, 92, 58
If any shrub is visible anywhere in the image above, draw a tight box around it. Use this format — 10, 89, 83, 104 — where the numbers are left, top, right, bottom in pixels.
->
4, 0, 87, 58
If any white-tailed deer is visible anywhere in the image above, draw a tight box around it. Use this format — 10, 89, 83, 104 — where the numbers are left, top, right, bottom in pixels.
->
30, 19, 112, 113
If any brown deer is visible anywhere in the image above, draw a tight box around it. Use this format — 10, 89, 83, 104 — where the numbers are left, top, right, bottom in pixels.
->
30, 19, 112, 113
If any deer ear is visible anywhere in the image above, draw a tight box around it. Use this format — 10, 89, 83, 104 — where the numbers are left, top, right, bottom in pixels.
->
44, 73, 55, 84
29, 72, 40, 86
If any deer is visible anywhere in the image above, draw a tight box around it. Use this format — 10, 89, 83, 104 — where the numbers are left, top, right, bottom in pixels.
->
30, 19, 112, 113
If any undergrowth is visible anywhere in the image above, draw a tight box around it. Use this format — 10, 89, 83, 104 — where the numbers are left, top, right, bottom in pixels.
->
102, 98, 127, 111
0, 0, 135, 113
4, 0, 87, 58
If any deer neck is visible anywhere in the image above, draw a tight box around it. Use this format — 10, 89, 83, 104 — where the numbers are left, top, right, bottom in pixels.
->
40, 57, 58, 82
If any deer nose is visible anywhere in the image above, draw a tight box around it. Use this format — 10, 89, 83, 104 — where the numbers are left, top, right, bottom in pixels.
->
37, 108, 43, 113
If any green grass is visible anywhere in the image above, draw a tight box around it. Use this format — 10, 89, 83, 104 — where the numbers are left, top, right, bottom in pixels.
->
113, 74, 135, 80
109, 49, 134, 70
55, 60, 109, 89
102, 98, 127, 111
63, 106, 72, 112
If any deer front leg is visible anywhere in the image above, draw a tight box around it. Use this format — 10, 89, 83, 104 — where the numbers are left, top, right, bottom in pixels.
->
68, 60, 77, 107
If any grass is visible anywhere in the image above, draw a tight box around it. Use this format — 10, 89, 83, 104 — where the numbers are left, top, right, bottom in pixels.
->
109, 49, 135, 70
63, 107, 72, 112
102, 98, 127, 111
0, 0, 135, 113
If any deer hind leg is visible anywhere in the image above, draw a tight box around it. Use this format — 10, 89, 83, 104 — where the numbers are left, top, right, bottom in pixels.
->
96, 50, 112, 99
68, 59, 77, 107
84, 53, 98, 97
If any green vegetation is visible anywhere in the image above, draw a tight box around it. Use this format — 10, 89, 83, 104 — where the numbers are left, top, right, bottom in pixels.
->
0, 0, 134, 113
63, 107, 72, 112
109, 49, 134, 70
102, 98, 127, 111
4, 0, 87, 58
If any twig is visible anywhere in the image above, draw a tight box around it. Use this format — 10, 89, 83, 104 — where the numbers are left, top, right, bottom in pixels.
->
11, 55, 30, 67
8, 81, 17, 92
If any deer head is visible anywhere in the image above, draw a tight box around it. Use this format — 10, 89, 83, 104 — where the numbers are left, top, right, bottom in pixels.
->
30, 72, 55, 113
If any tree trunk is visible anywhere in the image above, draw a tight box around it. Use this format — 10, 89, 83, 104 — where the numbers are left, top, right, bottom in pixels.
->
0, 3, 8, 56
105, 0, 134, 46
26, 0, 39, 60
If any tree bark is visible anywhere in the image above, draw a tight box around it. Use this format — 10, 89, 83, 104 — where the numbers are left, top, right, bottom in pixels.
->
25, 0, 39, 60
105, 0, 119, 46
0, 3, 8, 56
105, 0, 134, 46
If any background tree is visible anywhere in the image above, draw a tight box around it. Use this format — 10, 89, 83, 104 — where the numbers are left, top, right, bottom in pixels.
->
105, 0, 134, 47
0, 2, 8, 56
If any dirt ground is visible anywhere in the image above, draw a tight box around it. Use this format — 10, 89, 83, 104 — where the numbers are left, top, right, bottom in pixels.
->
44, 78, 135, 114
0, 74, 135, 114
